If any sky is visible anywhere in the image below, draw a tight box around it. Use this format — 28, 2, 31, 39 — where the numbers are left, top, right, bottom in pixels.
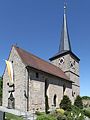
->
0, 0, 90, 96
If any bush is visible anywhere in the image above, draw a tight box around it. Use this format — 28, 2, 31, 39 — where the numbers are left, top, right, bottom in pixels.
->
56, 108, 65, 115
60, 95, 71, 111
67, 112, 84, 120
83, 109, 90, 118
57, 115, 66, 120
65, 106, 85, 120
74, 95, 83, 109
51, 110, 66, 120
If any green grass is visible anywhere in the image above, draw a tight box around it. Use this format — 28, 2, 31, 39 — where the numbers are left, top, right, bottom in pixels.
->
5, 113, 23, 120
86, 108, 90, 111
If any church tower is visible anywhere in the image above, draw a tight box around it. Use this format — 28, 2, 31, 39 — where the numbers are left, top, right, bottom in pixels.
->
49, 3, 80, 100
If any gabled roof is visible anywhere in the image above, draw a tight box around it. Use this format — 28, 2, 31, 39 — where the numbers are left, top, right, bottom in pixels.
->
14, 46, 71, 82
49, 50, 80, 62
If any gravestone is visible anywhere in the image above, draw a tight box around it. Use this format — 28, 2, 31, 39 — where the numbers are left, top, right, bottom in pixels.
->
0, 111, 5, 120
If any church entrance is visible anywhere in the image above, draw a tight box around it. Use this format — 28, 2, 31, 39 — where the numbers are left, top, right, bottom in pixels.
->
7, 84, 15, 109
8, 92, 15, 109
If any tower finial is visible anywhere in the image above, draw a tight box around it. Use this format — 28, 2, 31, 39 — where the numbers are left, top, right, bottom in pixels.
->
64, 0, 67, 14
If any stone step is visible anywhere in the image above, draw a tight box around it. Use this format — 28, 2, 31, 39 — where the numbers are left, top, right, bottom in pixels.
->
0, 106, 37, 120
22, 113, 37, 120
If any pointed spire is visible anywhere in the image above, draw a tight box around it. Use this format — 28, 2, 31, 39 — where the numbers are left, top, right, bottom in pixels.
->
59, 1, 71, 53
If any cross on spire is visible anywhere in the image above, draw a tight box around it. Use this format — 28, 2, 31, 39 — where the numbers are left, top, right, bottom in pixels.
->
64, 0, 67, 14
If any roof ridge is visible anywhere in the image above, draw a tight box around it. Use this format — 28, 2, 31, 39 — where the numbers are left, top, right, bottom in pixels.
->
13, 45, 70, 81
14, 45, 59, 68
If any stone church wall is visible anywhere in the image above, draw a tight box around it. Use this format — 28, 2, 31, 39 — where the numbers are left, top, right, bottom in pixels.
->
29, 68, 72, 111
50, 54, 70, 72
50, 53, 80, 102
3, 46, 73, 112
28, 68, 45, 112
3, 47, 27, 112
47, 76, 72, 108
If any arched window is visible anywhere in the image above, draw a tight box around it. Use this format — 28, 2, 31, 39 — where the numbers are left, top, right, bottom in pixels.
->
53, 94, 57, 107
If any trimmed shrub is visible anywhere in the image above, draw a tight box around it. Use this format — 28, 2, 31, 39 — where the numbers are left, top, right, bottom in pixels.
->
74, 95, 83, 109
60, 95, 72, 111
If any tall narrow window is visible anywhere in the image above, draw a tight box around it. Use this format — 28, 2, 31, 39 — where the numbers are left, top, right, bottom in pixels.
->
36, 72, 39, 78
45, 79, 48, 96
53, 94, 57, 107
45, 79, 49, 113
63, 84, 66, 95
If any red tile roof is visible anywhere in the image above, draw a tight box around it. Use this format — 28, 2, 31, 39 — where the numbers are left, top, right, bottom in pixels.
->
14, 46, 70, 81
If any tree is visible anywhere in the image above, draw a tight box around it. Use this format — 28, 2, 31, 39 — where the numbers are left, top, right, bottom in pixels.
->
0, 77, 3, 105
74, 95, 83, 109
60, 95, 71, 111
82, 96, 90, 100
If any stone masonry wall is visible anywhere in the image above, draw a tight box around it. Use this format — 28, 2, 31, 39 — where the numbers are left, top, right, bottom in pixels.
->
29, 68, 72, 111
3, 46, 28, 112
3, 46, 73, 112
50, 53, 80, 103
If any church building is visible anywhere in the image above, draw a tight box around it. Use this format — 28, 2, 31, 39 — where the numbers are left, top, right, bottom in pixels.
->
2, 4, 80, 112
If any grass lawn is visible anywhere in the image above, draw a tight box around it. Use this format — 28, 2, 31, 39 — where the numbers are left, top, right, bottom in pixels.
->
5, 113, 23, 120
86, 108, 90, 111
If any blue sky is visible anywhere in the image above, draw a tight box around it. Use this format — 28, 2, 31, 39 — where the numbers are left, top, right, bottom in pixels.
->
0, 0, 90, 96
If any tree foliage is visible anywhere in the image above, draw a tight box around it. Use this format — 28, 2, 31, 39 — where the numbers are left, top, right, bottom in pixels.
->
83, 109, 90, 118
74, 95, 83, 109
82, 96, 90, 100
60, 95, 72, 111
0, 76, 3, 105
0, 77, 3, 98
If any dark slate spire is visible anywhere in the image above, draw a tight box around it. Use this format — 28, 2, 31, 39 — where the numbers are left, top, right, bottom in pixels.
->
59, 2, 71, 53
49, 2, 80, 61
